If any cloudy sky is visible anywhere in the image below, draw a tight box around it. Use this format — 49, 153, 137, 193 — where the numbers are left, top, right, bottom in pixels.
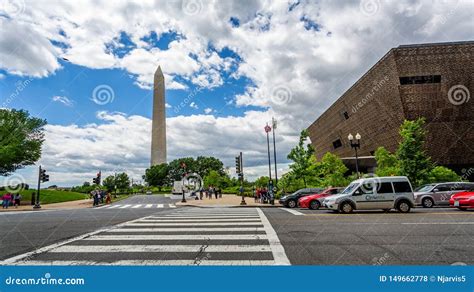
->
0, 0, 473, 187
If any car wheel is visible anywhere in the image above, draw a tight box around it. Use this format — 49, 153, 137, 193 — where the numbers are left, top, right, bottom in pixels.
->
421, 197, 434, 208
397, 200, 411, 213
457, 207, 467, 211
340, 202, 353, 214
309, 200, 321, 210
287, 200, 297, 208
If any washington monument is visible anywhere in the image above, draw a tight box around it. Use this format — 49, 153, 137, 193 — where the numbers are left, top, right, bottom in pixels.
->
150, 66, 167, 165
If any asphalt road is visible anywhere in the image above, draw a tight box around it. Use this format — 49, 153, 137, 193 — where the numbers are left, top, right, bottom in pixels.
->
1, 197, 473, 265
0, 194, 179, 261
268, 207, 474, 265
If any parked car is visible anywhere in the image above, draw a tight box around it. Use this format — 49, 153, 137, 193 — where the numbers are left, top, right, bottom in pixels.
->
414, 182, 474, 208
298, 187, 344, 210
279, 188, 324, 208
323, 176, 415, 214
449, 191, 474, 210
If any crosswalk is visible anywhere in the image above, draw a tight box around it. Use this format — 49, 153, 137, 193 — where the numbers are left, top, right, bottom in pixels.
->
95, 203, 176, 209
7, 208, 290, 265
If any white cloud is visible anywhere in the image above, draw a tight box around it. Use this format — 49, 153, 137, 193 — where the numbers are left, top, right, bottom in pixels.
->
165, 103, 172, 108
204, 108, 213, 114
189, 102, 198, 109
51, 95, 74, 107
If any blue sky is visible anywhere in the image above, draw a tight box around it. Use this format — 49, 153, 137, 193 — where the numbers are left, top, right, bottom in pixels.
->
0, 0, 472, 187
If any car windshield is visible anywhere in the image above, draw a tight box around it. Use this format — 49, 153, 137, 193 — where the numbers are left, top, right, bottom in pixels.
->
415, 184, 435, 192
341, 183, 358, 194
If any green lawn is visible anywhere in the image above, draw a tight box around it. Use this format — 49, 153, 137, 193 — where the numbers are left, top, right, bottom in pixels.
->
11, 189, 88, 205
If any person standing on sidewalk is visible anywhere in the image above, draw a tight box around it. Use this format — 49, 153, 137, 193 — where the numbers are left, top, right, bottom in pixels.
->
14, 193, 21, 208
2, 193, 12, 209
199, 189, 203, 200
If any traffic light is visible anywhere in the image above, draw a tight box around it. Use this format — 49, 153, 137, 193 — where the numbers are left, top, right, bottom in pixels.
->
40, 168, 49, 183
93, 171, 101, 185
235, 156, 241, 174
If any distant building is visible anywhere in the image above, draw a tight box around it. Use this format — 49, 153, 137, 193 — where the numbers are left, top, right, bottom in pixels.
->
307, 41, 474, 180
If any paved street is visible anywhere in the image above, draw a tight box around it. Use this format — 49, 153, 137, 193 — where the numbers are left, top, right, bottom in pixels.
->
1, 197, 473, 265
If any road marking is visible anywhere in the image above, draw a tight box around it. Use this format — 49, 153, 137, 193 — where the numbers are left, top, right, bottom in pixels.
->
131, 204, 142, 208
49, 245, 272, 253
138, 218, 260, 222
145, 204, 152, 208
257, 208, 290, 265
168, 204, 176, 208
157, 204, 164, 208
158, 216, 261, 219
106, 227, 265, 232
13, 260, 276, 266
87, 234, 268, 240
122, 222, 264, 226
108, 205, 121, 209
119, 204, 132, 209
279, 208, 304, 216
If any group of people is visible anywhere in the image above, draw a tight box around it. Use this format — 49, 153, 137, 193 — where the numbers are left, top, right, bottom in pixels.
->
197, 186, 222, 200
254, 187, 272, 203
2, 193, 22, 209
90, 190, 112, 206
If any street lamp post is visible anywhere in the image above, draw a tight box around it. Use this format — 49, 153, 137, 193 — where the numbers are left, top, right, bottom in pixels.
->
348, 133, 362, 178
271, 117, 278, 189
264, 124, 272, 180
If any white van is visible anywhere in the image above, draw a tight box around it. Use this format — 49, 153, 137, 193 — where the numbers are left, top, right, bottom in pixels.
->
323, 176, 415, 213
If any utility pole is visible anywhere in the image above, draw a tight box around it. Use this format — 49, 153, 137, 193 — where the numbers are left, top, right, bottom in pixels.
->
236, 152, 246, 205
264, 124, 272, 180
272, 117, 278, 189
34, 166, 49, 209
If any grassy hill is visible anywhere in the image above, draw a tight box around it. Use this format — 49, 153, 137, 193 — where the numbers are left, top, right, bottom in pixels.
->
5, 189, 88, 205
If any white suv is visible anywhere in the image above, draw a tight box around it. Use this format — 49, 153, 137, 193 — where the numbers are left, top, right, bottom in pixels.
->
323, 176, 415, 214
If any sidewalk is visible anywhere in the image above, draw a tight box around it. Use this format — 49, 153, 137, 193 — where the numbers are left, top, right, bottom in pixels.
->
176, 194, 282, 208
0, 199, 93, 212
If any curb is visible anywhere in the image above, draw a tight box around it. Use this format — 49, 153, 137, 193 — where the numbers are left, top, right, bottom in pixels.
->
175, 204, 281, 208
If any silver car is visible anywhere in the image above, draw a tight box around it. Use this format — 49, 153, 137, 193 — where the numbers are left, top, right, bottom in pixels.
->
414, 182, 474, 208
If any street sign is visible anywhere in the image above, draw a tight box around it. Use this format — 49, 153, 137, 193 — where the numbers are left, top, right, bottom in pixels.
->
264, 125, 271, 133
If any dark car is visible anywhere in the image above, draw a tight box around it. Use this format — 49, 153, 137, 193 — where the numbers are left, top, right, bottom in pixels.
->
279, 188, 324, 208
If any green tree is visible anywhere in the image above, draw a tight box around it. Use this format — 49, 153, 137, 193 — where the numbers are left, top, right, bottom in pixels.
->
374, 147, 401, 177
167, 157, 196, 181
396, 118, 432, 187
102, 175, 116, 192
203, 170, 227, 188
0, 109, 47, 176
115, 172, 130, 192
254, 176, 270, 188
143, 163, 169, 191
318, 152, 349, 187
287, 130, 315, 187
196, 156, 225, 177
428, 166, 461, 183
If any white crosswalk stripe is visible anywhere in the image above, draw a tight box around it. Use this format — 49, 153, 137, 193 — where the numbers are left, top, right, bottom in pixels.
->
95, 203, 177, 209
8, 208, 290, 266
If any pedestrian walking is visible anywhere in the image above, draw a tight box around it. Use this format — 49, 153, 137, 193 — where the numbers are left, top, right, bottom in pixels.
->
105, 192, 112, 204
199, 189, 203, 200
2, 193, 12, 209
214, 187, 218, 199
14, 193, 21, 208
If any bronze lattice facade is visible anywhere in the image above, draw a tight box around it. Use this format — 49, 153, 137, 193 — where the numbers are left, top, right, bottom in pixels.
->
307, 41, 474, 179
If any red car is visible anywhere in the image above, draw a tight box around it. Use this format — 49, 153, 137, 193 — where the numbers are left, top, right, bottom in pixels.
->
298, 187, 344, 210
449, 191, 474, 210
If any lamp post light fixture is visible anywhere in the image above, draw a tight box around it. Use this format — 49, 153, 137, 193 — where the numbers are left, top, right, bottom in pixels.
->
348, 133, 362, 178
